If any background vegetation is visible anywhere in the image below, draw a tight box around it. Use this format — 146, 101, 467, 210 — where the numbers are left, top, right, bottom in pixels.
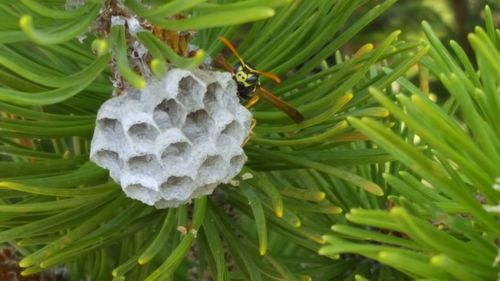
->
0, 0, 498, 280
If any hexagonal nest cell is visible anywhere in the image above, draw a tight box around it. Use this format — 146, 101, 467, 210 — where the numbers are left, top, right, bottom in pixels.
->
127, 122, 159, 143
153, 98, 186, 129
161, 141, 190, 159
90, 69, 253, 208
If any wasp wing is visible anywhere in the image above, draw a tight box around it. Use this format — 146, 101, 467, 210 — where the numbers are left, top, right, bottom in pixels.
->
213, 54, 234, 73
257, 87, 304, 123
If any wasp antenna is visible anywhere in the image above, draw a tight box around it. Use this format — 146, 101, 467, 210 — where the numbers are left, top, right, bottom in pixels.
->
254, 70, 281, 84
218, 36, 245, 65
219, 36, 281, 83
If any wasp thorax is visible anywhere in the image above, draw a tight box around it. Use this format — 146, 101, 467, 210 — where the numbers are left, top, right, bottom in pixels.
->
90, 69, 252, 208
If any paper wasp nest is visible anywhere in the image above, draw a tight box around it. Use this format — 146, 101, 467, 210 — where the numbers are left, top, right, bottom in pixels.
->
90, 69, 252, 208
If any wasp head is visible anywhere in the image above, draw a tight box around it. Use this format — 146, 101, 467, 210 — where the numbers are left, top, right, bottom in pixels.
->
234, 63, 259, 85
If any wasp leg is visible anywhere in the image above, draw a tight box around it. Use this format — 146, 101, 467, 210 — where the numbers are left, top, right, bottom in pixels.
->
242, 118, 257, 146
244, 95, 260, 109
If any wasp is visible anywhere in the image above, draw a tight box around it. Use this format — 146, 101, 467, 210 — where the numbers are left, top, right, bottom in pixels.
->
215, 36, 304, 123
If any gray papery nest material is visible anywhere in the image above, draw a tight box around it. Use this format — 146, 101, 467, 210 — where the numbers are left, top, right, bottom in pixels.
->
90, 69, 252, 208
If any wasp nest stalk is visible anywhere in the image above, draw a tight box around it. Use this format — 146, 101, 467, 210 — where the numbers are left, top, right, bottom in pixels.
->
90, 69, 252, 208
